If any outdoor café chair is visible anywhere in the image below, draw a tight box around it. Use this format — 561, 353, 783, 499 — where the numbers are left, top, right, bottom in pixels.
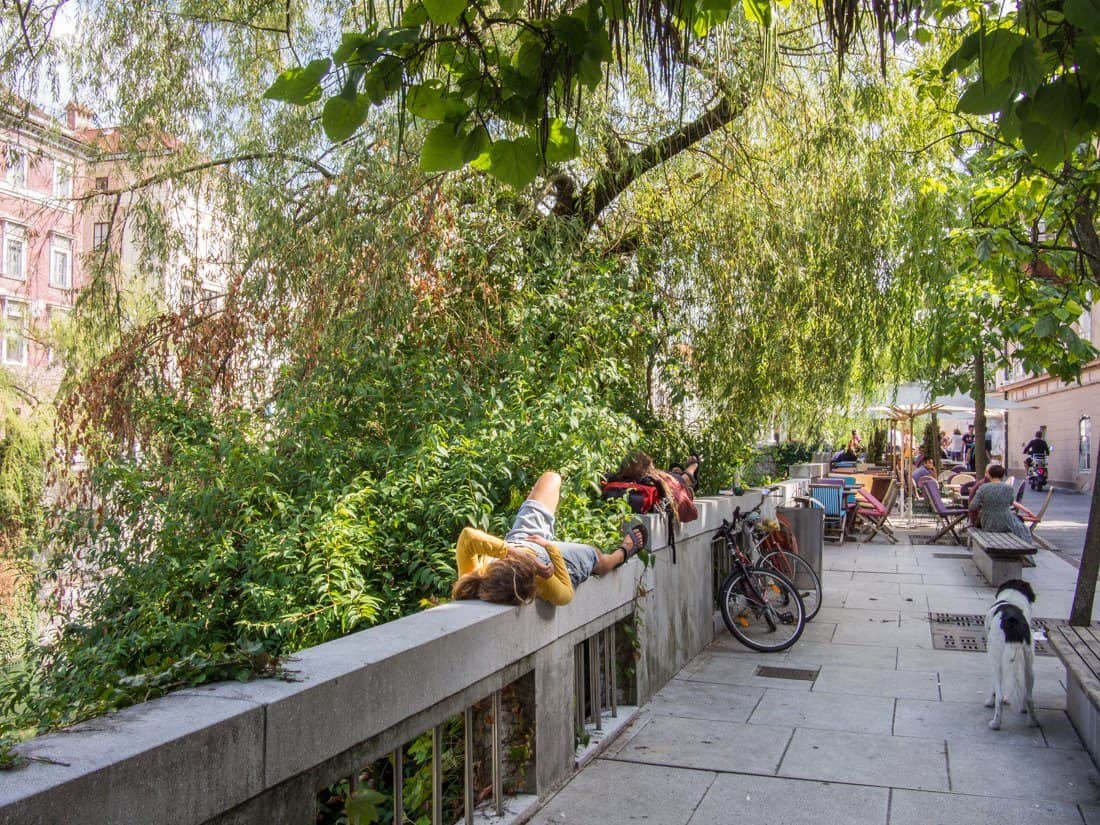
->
919, 477, 968, 545
856, 480, 898, 544
810, 483, 849, 545
1018, 487, 1054, 536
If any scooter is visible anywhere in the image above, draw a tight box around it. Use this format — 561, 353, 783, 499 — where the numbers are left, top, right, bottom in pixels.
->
1027, 454, 1049, 491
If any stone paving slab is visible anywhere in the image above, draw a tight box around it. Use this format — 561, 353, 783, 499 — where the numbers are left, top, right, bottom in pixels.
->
947, 740, 1100, 803
748, 688, 894, 735
777, 728, 950, 791
686, 773, 888, 825
526, 760, 714, 825
937, 668, 1067, 708
812, 664, 940, 700
782, 640, 899, 670
681, 653, 814, 692
609, 715, 791, 774
645, 677, 764, 724
812, 606, 901, 624
889, 788, 1087, 825
893, 698, 1046, 746
831, 617, 934, 648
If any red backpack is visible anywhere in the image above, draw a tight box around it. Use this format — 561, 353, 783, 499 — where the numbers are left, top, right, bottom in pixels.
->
600, 480, 663, 513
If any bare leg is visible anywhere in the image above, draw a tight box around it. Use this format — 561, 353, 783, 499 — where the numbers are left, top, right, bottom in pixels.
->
526, 471, 562, 517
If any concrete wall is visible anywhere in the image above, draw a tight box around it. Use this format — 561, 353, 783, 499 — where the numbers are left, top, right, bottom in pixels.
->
0, 492, 765, 825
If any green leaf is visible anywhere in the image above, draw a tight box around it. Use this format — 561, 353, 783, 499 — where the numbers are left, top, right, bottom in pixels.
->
333, 34, 380, 67
322, 94, 370, 142
462, 125, 490, 162
424, 0, 468, 25
913, 27, 932, 45
377, 27, 422, 48
979, 29, 1026, 86
544, 119, 578, 162
420, 123, 467, 172
402, 2, 430, 26
743, 0, 772, 27
956, 78, 1014, 115
263, 58, 331, 105
470, 137, 540, 189
512, 37, 545, 79
364, 56, 404, 104
943, 31, 980, 75
1008, 38, 1044, 94
407, 81, 470, 122
1065, 0, 1100, 35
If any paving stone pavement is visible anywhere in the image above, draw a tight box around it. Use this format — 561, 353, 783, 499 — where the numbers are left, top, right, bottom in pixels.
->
527, 532, 1100, 825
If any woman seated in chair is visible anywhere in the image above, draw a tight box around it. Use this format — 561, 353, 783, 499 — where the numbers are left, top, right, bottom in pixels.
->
452, 471, 647, 607
968, 464, 1032, 541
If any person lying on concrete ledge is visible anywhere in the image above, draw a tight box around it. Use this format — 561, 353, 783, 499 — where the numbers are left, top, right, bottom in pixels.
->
452, 471, 648, 606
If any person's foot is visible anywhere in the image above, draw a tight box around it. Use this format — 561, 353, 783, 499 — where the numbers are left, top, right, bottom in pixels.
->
616, 523, 648, 567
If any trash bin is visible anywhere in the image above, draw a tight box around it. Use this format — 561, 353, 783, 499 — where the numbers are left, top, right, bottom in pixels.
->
777, 504, 824, 587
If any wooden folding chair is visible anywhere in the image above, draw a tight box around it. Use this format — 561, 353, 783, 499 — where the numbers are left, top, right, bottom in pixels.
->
1018, 487, 1055, 535
920, 478, 968, 545
856, 480, 898, 544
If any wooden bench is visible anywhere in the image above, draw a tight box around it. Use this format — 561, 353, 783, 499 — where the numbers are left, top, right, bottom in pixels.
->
967, 528, 1037, 585
1048, 626, 1100, 766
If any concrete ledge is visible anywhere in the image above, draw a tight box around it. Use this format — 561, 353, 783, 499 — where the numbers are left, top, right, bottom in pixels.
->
1, 496, 737, 825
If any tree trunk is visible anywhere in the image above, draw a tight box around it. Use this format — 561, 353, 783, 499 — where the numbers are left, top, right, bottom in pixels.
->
1070, 441, 1100, 625
974, 348, 988, 477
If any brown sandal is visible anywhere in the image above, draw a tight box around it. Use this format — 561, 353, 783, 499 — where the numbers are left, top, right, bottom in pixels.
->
616, 523, 649, 567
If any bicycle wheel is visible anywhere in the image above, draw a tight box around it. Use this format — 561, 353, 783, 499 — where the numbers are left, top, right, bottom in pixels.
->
718, 566, 805, 652
759, 550, 822, 622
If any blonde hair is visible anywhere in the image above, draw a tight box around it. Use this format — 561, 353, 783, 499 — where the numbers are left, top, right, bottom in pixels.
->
452, 554, 539, 605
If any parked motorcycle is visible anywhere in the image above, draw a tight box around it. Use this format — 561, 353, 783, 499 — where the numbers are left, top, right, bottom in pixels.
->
1027, 454, 1049, 491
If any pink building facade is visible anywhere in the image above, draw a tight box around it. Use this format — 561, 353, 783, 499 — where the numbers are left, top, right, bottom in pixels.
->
0, 104, 86, 393
1, 101, 227, 399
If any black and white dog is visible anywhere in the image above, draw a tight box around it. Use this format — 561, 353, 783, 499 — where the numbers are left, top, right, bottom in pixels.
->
984, 579, 1038, 730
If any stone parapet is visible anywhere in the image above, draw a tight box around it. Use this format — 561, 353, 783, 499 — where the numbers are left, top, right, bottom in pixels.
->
0, 492, 748, 825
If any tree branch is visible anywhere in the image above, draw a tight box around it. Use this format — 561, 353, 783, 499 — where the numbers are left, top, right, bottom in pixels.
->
575, 94, 742, 231
75, 151, 334, 202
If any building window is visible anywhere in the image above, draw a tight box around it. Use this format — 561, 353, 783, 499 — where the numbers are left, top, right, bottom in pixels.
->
1081, 308, 1093, 344
95, 176, 109, 192
5, 147, 27, 189
53, 161, 73, 199
93, 221, 110, 249
1082, 417, 1093, 472
50, 235, 73, 288
2, 299, 27, 365
3, 223, 26, 280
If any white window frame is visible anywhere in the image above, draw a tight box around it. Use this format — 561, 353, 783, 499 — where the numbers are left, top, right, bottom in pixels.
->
2, 222, 27, 280
5, 146, 27, 189
93, 221, 110, 249
53, 160, 73, 199
1082, 416, 1093, 473
2, 298, 28, 365
49, 234, 73, 289
1081, 308, 1093, 345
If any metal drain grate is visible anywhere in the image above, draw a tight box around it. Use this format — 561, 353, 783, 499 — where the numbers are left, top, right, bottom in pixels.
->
932, 553, 971, 559
928, 612, 1056, 656
754, 666, 819, 681
930, 612, 985, 626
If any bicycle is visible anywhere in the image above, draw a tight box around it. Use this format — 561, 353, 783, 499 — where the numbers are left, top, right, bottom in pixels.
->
714, 509, 806, 652
738, 489, 822, 621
